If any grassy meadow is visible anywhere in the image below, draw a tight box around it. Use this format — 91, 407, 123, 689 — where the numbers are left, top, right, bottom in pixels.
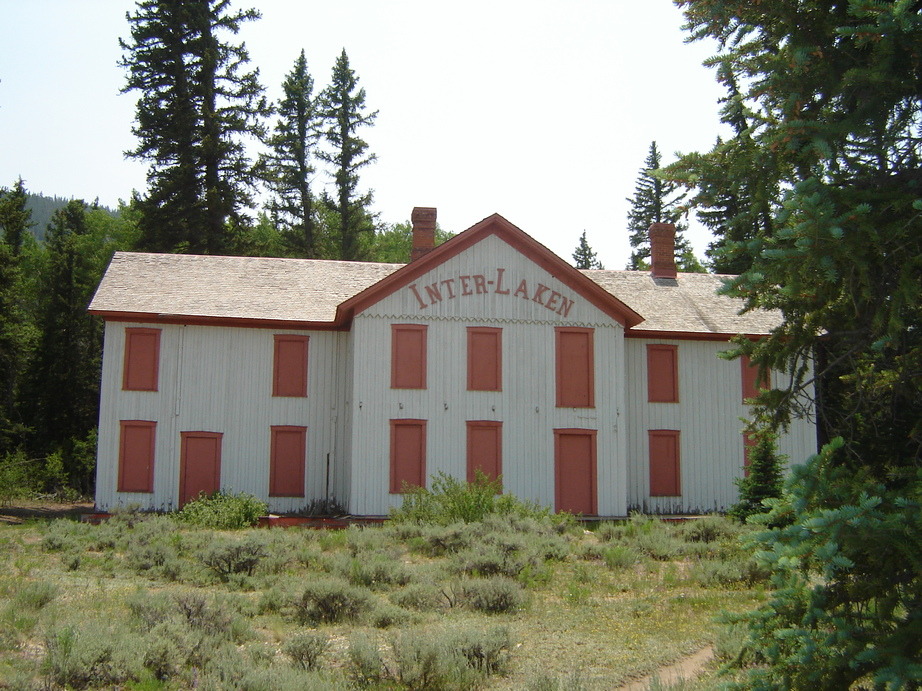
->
0, 495, 767, 690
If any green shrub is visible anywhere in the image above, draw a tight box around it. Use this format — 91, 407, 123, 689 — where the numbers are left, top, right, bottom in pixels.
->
461, 576, 526, 614
282, 631, 328, 671
390, 470, 550, 525
176, 491, 267, 529
0, 450, 39, 504
14, 580, 57, 610
602, 545, 641, 570
293, 578, 374, 624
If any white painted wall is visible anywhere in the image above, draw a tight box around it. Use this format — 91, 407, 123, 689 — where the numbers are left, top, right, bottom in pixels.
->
95, 322, 348, 512
624, 338, 817, 513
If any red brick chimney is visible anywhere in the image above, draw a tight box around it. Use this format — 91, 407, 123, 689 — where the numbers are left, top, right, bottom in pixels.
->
649, 222, 677, 279
410, 207, 437, 262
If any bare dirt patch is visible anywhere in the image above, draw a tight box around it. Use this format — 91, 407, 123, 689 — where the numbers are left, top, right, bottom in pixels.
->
0, 499, 94, 524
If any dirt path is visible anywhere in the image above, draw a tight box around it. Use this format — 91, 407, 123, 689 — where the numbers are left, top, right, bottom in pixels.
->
616, 645, 714, 691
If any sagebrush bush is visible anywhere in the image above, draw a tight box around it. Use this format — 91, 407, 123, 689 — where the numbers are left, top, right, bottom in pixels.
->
42, 625, 143, 690
462, 576, 526, 614
347, 633, 386, 686
392, 628, 482, 691
447, 624, 513, 676
200, 536, 267, 580
176, 491, 267, 529
392, 581, 444, 611
293, 578, 374, 624
602, 545, 641, 570
283, 631, 328, 670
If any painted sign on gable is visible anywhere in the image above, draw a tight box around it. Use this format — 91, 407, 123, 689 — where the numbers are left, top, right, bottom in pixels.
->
407, 268, 577, 318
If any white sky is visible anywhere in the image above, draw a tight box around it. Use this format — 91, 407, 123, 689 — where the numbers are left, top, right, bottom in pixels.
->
0, 0, 727, 268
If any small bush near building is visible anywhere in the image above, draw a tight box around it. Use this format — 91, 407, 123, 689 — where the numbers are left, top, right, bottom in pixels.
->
176, 491, 267, 529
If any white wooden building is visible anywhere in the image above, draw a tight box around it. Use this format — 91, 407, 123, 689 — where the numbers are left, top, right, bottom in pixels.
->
88, 209, 816, 516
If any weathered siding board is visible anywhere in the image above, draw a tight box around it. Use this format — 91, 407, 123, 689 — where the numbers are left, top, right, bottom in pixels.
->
347, 237, 627, 517
96, 322, 346, 512
625, 338, 816, 513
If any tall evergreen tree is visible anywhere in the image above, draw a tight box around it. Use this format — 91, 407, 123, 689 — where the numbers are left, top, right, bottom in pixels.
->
318, 49, 378, 261
625, 141, 700, 271
572, 230, 604, 269
665, 65, 782, 274
0, 179, 32, 257
674, 1, 922, 686
120, 0, 269, 255
259, 50, 321, 258
0, 179, 35, 452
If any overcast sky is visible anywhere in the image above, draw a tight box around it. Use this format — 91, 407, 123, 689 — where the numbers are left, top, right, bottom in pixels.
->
0, 0, 727, 268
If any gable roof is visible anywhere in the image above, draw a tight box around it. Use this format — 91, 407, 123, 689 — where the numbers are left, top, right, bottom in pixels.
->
89, 214, 782, 337
335, 214, 644, 328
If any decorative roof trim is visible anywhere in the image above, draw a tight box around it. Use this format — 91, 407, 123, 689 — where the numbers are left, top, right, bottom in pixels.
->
90, 311, 343, 332
335, 214, 645, 328
625, 329, 764, 342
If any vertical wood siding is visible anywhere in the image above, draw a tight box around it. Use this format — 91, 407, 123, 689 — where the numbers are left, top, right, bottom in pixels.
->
624, 338, 817, 513
96, 322, 348, 512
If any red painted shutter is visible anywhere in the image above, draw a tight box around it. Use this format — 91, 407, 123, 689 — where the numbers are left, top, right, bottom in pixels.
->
555, 328, 595, 408
649, 430, 681, 496
270, 426, 306, 497
123, 328, 161, 391
554, 429, 598, 515
647, 344, 679, 403
391, 325, 427, 389
390, 419, 426, 493
273, 335, 308, 397
466, 421, 502, 485
118, 420, 156, 493
740, 355, 768, 402
467, 327, 502, 391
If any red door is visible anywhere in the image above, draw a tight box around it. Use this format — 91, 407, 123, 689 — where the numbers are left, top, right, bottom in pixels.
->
179, 432, 222, 506
554, 429, 597, 515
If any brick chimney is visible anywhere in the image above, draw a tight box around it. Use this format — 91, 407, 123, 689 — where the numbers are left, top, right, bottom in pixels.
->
649, 222, 677, 279
410, 207, 437, 262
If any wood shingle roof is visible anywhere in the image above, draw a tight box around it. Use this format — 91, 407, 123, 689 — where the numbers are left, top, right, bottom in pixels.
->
90, 251, 779, 337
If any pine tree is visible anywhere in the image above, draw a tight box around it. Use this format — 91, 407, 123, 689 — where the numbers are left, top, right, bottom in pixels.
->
674, 1, 922, 685
259, 50, 321, 258
625, 141, 700, 271
728, 428, 785, 522
120, 0, 269, 255
665, 65, 781, 274
0, 179, 35, 452
318, 49, 378, 261
0, 179, 32, 257
572, 230, 603, 269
